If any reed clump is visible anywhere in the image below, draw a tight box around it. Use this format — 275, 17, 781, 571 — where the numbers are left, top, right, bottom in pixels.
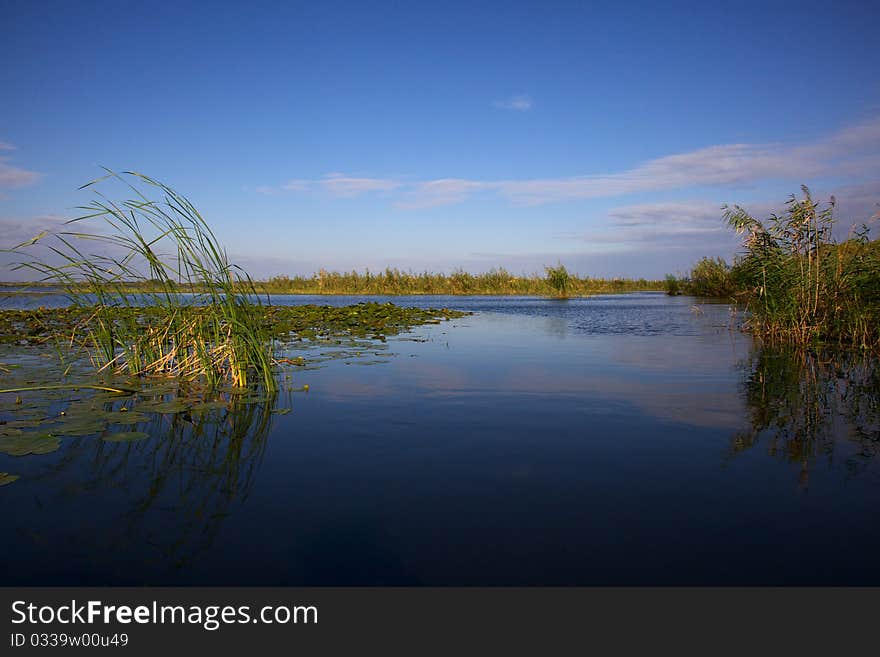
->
672, 186, 880, 350
544, 263, 571, 298
12, 170, 276, 390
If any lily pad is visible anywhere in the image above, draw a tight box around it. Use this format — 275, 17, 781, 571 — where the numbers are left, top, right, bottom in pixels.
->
6, 418, 57, 429
103, 431, 150, 442
102, 411, 150, 425
187, 400, 230, 413
144, 400, 190, 414
0, 433, 60, 456
53, 419, 108, 437
0, 472, 20, 486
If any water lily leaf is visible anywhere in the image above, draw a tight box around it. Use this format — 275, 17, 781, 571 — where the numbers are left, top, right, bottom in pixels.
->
0, 433, 60, 456
53, 419, 107, 437
102, 411, 150, 425
103, 431, 149, 442
6, 418, 57, 429
238, 396, 269, 405
0, 423, 24, 436
190, 400, 230, 411
144, 400, 190, 414
0, 472, 20, 486
271, 407, 291, 415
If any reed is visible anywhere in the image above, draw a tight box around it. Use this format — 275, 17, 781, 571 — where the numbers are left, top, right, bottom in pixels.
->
673, 186, 880, 350
11, 170, 276, 390
544, 263, 571, 298
245, 268, 662, 296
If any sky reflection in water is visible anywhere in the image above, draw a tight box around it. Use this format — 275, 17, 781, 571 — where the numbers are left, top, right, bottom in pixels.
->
2, 293, 879, 585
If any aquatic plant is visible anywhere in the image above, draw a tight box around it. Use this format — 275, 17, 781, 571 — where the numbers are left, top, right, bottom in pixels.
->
668, 186, 880, 349
11, 170, 276, 389
664, 274, 682, 296
544, 263, 571, 298
686, 257, 735, 298
724, 187, 880, 349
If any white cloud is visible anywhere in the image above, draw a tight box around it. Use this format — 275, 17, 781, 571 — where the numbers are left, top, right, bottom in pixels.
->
266, 173, 401, 197
0, 159, 41, 190
259, 115, 880, 210
394, 178, 486, 209
0, 215, 68, 248
0, 142, 41, 192
318, 173, 400, 197
493, 95, 533, 111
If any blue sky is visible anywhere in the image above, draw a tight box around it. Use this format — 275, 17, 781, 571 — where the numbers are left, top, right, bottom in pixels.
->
2, 0, 879, 279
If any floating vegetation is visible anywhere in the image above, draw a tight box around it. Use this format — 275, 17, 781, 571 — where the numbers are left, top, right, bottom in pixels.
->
0, 303, 465, 348
0, 431, 60, 456
0, 472, 19, 486
0, 299, 445, 469
102, 431, 150, 442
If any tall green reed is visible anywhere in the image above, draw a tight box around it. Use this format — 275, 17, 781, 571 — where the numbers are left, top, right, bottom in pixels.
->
12, 170, 276, 390
720, 186, 878, 349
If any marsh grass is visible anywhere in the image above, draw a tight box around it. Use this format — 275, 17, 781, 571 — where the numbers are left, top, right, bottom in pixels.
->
724, 187, 880, 350
11, 170, 276, 390
247, 268, 661, 296
671, 187, 880, 350
544, 263, 571, 298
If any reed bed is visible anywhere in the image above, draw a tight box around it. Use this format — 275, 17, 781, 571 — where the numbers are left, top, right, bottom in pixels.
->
669, 186, 880, 350
247, 268, 662, 296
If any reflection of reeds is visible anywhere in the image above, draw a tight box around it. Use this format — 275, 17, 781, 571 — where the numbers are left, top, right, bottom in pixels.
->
35, 391, 277, 573
729, 345, 880, 484
12, 171, 275, 390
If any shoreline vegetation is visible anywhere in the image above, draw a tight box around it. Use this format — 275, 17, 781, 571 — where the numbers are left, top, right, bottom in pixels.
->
1, 269, 664, 297
666, 186, 880, 351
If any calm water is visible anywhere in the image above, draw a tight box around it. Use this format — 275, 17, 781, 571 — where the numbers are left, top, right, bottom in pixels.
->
2, 292, 879, 585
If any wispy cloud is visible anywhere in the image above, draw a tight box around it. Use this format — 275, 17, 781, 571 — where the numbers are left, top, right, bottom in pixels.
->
556, 200, 738, 253
317, 173, 400, 197
259, 173, 401, 197
395, 179, 486, 209
0, 141, 41, 192
259, 116, 880, 209
493, 95, 533, 111
0, 215, 68, 248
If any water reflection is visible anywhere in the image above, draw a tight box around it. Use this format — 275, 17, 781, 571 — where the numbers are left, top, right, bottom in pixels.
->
5, 296, 880, 584
731, 346, 880, 485
11, 391, 277, 575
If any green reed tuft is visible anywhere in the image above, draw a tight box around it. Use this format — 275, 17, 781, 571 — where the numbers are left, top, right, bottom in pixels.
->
11, 170, 276, 390
544, 263, 571, 298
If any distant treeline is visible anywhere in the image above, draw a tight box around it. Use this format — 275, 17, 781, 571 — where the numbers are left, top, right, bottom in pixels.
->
5, 268, 665, 297
667, 186, 880, 351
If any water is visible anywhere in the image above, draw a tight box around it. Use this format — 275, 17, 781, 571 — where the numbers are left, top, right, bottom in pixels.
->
2, 293, 879, 585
